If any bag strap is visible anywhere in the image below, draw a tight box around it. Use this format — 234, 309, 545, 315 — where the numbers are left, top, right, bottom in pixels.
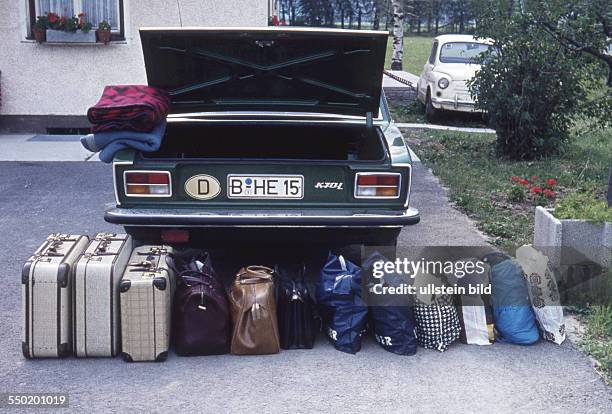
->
178, 270, 216, 286
338, 255, 347, 272
237, 265, 274, 284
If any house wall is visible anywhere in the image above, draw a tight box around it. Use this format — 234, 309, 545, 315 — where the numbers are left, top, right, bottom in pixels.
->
0, 0, 268, 127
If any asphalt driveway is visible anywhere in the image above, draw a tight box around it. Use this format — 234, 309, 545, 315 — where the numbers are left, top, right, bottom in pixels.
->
0, 161, 609, 413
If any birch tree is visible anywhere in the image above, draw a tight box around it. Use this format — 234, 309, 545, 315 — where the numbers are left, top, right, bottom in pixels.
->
390, 0, 405, 70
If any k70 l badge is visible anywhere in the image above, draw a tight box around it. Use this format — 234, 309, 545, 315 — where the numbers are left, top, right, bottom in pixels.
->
315, 182, 344, 190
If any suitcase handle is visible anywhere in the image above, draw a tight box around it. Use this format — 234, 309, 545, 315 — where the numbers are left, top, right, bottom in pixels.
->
94, 233, 118, 240
95, 240, 112, 253
128, 260, 154, 270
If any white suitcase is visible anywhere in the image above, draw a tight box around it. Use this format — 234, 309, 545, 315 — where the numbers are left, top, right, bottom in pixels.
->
22, 234, 90, 358
119, 245, 175, 362
73, 233, 133, 357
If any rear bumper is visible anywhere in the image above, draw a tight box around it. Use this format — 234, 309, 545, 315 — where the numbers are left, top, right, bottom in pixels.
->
104, 207, 420, 228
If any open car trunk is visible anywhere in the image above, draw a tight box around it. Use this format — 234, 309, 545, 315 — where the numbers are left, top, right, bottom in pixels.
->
143, 123, 387, 161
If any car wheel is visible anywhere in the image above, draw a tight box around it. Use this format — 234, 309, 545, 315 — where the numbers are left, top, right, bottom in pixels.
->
425, 90, 439, 122
416, 86, 426, 113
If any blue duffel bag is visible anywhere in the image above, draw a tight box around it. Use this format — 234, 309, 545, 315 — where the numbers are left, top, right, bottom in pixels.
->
483, 252, 539, 345
363, 252, 417, 356
316, 253, 368, 354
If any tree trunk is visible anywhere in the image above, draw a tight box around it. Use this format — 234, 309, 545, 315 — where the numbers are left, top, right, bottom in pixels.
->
385, 1, 392, 30
289, 0, 295, 25
391, 0, 404, 70
607, 165, 612, 208
373, 3, 380, 30
357, 7, 362, 30
435, 17, 439, 34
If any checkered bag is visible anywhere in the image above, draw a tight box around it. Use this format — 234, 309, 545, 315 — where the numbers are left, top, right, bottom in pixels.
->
413, 294, 460, 352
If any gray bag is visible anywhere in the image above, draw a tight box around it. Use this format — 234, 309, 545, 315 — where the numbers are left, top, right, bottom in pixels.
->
73, 233, 133, 357
22, 234, 90, 358
119, 245, 175, 362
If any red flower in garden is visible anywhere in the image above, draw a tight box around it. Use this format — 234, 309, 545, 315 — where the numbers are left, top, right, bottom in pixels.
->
532, 175, 538, 181
532, 186, 542, 194
519, 179, 529, 186
48, 12, 58, 23
543, 189, 556, 199
511, 176, 520, 182
547, 178, 557, 187
271, 15, 279, 26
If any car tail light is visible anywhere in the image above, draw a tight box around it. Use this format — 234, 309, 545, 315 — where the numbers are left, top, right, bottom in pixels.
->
161, 229, 189, 244
124, 171, 172, 197
355, 173, 401, 198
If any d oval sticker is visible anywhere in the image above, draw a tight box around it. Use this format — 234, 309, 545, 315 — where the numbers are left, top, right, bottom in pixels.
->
184, 175, 221, 200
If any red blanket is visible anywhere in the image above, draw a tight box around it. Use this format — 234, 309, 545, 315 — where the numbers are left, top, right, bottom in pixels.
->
87, 85, 171, 133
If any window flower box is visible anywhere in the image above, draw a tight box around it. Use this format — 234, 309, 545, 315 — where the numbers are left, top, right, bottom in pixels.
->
46, 29, 95, 43
534, 206, 612, 269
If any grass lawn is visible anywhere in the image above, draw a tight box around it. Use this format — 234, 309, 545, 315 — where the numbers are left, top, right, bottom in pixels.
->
579, 305, 612, 383
385, 36, 434, 75
402, 125, 611, 251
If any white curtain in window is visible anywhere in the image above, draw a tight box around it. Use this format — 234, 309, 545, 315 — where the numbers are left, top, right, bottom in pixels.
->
83, 0, 119, 30
37, 0, 74, 16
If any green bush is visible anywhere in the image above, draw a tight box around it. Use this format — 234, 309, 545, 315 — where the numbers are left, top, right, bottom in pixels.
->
554, 191, 612, 223
469, 0, 596, 160
507, 186, 525, 202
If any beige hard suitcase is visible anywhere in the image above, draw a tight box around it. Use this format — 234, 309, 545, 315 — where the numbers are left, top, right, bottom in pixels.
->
22, 234, 90, 358
73, 233, 133, 357
119, 245, 175, 362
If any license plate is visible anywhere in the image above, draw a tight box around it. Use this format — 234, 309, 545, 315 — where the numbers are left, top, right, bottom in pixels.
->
227, 175, 304, 199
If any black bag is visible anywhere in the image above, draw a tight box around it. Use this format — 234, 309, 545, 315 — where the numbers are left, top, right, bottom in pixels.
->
316, 253, 368, 354
363, 252, 418, 356
275, 263, 317, 349
168, 251, 231, 356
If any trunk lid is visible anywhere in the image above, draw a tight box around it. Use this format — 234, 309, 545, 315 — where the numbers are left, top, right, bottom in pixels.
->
139, 27, 388, 118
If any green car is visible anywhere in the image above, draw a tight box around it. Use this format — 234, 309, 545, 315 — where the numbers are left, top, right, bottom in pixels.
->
105, 27, 420, 249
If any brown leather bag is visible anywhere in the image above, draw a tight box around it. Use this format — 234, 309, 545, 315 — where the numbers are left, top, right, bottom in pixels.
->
229, 266, 280, 355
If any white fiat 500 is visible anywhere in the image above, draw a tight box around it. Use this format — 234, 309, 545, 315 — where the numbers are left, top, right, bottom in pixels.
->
417, 34, 493, 119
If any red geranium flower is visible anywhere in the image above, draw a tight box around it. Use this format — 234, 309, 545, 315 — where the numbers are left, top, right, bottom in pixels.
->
543, 189, 555, 198
519, 179, 529, 186
532, 186, 542, 194
532, 175, 538, 181
511, 176, 520, 182
547, 178, 557, 186
48, 13, 58, 23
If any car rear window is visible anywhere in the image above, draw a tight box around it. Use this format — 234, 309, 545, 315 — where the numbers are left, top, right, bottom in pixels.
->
439, 42, 491, 64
